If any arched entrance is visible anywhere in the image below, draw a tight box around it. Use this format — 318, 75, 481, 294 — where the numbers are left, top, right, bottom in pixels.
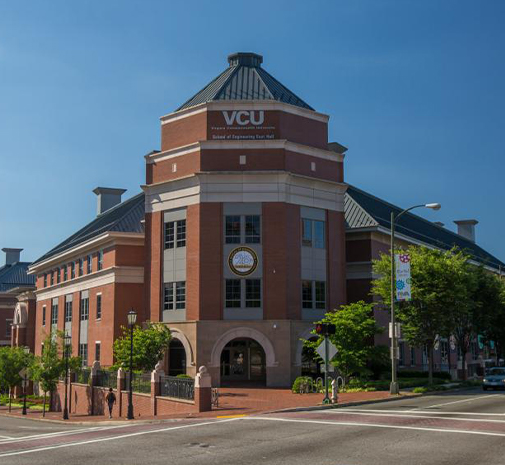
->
168, 339, 186, 376
301, 336, 322, 378
220, 338, 266, 385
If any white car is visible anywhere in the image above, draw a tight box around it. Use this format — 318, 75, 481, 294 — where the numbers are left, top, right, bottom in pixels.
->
483, 367, 505, 390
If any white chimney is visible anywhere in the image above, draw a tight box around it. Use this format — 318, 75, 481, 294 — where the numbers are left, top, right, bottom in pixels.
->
454, 219, 478, 243
92, 187, 126, 215
2, 248, 22, 265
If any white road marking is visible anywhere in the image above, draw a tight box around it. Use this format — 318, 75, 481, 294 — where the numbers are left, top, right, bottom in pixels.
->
0, 435, 11, 439
246, 417, 505, 437
0, 418, 239, 458
409, 394, 501, 411
338, 408, 505, 417
325, 410, 505, 424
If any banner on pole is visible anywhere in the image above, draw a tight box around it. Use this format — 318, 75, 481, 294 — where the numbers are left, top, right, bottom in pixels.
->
395, 253, 412, 301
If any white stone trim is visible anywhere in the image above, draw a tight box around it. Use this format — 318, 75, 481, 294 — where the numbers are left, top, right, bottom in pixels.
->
169, 328, 195, 367
35, 266, 144, 301
144, 172, 346, 214
209, 327, 278, 368
294, 326, 316, 367
160, 100, 329, 125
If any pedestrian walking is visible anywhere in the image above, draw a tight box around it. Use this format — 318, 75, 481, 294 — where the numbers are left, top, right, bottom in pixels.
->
105, 388, 116, 419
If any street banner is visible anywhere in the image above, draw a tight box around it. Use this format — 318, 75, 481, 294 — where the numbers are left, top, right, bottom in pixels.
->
395, 253, 412, 301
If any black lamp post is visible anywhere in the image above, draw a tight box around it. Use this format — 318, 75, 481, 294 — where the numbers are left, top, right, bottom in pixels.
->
126, 309, 137, 420
63, 334, 71, 420
22, 347, 30, 416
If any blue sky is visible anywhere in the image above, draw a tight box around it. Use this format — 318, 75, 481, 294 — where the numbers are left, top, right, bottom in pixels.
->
0, 0, 504, 263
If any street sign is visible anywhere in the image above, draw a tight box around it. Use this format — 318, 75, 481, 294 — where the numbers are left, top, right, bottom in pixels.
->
389, 322, 401, 339
18, 368, 27, 379
320, 363, 335, 373
395, 253, 412, 301
317, 340, 338, 361
22, 379, 29, 388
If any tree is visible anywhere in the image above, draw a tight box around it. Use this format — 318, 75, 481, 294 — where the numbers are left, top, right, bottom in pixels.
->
0, 347, 33, 412
113, 323, 171, 372
304, 301, 386, 381
373, 246, 471, 384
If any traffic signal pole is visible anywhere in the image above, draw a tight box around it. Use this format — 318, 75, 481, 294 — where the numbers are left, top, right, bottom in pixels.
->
323, 334, 330, 404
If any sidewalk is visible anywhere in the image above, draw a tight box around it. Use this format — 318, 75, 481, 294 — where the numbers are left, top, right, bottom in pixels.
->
0, 389, 395, 424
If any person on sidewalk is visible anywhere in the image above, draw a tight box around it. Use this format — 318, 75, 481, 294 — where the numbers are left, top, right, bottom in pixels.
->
105, 388, 116, 419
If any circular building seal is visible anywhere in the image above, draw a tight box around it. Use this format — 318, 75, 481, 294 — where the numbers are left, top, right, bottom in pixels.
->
228, 247, 258, 276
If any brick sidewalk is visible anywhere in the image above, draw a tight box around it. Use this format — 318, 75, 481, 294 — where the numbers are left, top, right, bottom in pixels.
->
0, 389, 393, 423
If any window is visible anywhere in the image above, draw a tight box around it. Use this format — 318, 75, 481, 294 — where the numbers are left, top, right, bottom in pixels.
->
245, 216, 261, 244
56, 268, 61, 284
176, 220, 186, 247
314, 281, 326, 309
163, 284, 174, 310
51, 300, 58, 325
70, 262, 75, 279
302, 280, 312, 309
43, 274, 47, 287
79, 344, 88, 366
87, 255, 92, 274
225, 216, 241, 244
245, 279, 261, 307
50, 271, 54, 286
225, 279, 241, 308
164, 222, 175, 249
63, 265, 68, 281
5, 319, 12, 338
42, 306, 46, 326
65, 300, 72, 323
97, 250, 103, 271
95, 343, 101, 362
96, 294, 102, 319
80, 295, 89, 321
302, 219, 312, 246
79, 259, 83, 276
175, 281, 186, 309
313, 220, 325, 249
410, 346, 416, 366
399, 341, 405, 367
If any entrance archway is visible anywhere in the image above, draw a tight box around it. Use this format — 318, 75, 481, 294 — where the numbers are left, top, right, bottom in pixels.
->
168, 339, 186, 376
220, 338, 266, 385
301, 336, 322, 378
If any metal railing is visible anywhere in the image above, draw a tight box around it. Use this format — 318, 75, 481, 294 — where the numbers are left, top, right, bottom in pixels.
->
74, 368, 91, 385
126, 373, 151, 394
95, 370, 117, 389
159, 376, 194, 400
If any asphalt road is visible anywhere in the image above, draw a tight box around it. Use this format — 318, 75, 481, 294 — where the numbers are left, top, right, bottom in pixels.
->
1, 388, 505, 465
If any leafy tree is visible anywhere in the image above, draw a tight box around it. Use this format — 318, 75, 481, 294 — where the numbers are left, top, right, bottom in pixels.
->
0, 347, 33, 412
113, 323, 171, 372
304, 301, 386, 381
373, 246, 471, 384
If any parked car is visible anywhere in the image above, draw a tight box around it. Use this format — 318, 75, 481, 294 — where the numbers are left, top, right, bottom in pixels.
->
482, 367, 505, 390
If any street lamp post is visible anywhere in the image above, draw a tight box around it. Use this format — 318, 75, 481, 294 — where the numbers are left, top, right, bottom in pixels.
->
22, 347, 30, 416
63, 334, 71, 420
127, 309, 137, 420
390, 203, 441, 395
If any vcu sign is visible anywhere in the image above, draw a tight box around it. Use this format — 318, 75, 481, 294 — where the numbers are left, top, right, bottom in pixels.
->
222, 110, 265, 126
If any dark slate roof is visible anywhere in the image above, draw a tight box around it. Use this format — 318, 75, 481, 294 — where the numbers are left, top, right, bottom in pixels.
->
176, 52, 314, 111
345, 185, 505, 271
32, 192, 145, 266
0, 262, 35, 292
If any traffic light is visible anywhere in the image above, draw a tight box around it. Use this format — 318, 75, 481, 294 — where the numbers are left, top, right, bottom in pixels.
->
315, 323, 336, 335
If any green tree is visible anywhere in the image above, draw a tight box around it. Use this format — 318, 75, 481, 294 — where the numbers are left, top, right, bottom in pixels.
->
0, 347, 33, 412
113, 323, 171, 372
304, 301, 386, 381
372, 246, 471, 384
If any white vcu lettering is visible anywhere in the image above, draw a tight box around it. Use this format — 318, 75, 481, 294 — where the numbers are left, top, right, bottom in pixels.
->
222, 110, 265, 126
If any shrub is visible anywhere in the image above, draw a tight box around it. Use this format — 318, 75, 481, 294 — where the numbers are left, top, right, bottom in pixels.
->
176, 374, 192, 379
292, 376, 314, 394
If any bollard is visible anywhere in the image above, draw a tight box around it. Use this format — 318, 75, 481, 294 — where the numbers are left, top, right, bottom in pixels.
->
331, 378, 338, 404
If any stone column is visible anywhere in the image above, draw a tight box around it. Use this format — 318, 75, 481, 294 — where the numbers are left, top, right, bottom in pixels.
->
117, 367, 125, 417
90, 360, 100, 415
195, 366, 212, 412
151, 361, 164, 416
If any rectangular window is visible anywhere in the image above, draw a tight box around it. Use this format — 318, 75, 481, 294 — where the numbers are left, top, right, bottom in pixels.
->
51, 300, 58, 325
56, 268, 61, 284
50, 271, 54, 286
79, 259, 84, 276
302, 219, 313, 247
80, 296, 89, 321
245, 215, 261, 244
97, 250, 103, 271
164, 222, 175, 249
5, 319, 12, 338
70, 262, 75, 279
87, 255, 92, 274
42, 306, 46, 326
43, 274, 47, 287
164, 284, 174, 310
95, 343, 101, 362
96, 294, 102, 319
245, 279, 261, 307
410, 347, 416, 366
314, 281, 326, 309
65, 300, 72, 323
63, 265, 68, 281
79, 344, 88, 366
225, 279, 241, 308
176, 219, 186, 247
175, 281, 186, 309
313, 220, 325, 249
225, 216, 241, 244
302, 280, 313, 309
